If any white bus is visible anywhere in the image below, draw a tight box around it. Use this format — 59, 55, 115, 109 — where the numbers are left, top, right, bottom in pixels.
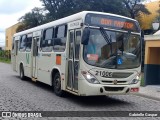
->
11, 11, 141, 96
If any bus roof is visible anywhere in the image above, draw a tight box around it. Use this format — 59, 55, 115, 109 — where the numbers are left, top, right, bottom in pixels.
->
14, 11, 138, 37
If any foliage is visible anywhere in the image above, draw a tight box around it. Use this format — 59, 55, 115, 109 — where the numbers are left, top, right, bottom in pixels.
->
16, 7, 46, 32
0, 50, 11, 64
17, 0, 151, 31
153, 9, 160, 24
40, 0, 127, 21
122, 0, 150, 19
16, 23, 27, 33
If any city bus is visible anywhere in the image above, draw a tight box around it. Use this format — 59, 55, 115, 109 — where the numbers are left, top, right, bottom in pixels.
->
11, 11, 141, 97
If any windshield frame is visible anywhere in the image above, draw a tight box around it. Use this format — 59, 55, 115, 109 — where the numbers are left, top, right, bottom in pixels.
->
82, 26, 141, 70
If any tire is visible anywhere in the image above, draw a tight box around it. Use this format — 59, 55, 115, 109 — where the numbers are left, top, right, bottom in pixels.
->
53, 72, 65, 97
20, 65, 25, 80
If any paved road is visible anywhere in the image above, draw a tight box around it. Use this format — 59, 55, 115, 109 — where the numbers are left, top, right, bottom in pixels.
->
0, 63, 160, 120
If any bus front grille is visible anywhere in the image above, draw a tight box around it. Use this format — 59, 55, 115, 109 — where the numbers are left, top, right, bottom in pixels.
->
104, 87, 124, 92
101, 80, 127, 84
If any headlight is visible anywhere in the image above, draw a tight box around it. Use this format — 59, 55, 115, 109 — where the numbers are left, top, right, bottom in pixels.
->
130, 79, 139, 84
136, 75, 140, 80
81, 71, 100, 84
130, 75, 140, 84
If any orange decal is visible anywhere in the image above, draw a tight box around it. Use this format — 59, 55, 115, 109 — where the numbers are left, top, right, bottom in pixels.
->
56, 55, 61, 65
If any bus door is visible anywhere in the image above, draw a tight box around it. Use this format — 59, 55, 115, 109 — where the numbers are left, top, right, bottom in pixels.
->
67, 29, 81, 92
12, 40, 19, 71
32, 37, 40, 78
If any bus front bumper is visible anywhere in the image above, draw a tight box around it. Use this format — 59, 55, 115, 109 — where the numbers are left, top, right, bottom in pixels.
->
78, 79, 140, 96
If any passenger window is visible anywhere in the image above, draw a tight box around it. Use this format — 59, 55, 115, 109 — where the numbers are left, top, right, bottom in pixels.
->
26, 34, 32, 52
19, 35, 27, 52
53, 25, 67, 52
42, 28, 54, 52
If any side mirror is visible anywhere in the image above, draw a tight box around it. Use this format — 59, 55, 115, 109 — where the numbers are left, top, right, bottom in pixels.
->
81, 28, 90, 45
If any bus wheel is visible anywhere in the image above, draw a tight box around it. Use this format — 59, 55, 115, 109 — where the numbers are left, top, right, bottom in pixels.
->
53, 72, 65, 97
20, 65, 25, 80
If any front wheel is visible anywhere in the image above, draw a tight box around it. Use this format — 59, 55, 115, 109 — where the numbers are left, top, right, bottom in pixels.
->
53, 72, 65, 97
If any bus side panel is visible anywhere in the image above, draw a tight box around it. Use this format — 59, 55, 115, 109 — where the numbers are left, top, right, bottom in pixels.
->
37, 52, 53, 85
55, 53, 67, 90
18, 52, 32, 78
37, 52, 67, 88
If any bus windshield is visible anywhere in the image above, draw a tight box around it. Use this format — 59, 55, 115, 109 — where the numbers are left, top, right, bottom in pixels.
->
83, 28, 141, 69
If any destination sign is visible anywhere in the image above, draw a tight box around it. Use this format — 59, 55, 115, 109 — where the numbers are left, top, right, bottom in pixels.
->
85, 13, 140, 32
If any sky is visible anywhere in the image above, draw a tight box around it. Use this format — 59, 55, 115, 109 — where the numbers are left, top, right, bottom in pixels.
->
0, 0, 42, 46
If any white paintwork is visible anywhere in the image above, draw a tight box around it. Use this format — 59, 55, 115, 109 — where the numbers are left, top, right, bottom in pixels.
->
154, 30, 160, 35
27, 33, 33, 37
11, 11, 141, 96
14, 36, 20, 40
144, 35, 160, 41
33, 31, 42, 37
68, 20, 82, 30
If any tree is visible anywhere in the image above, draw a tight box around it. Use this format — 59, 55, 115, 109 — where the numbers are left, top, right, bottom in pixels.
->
17, 0, 151, 32
16, 23, 27, 33
123, 0, 150, 19
16, 7, 46, 32
40, 0, 127, 21
153, 9, 160, 23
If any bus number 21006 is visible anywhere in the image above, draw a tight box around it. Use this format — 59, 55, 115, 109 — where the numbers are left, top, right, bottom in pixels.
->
95, 71, 113, 78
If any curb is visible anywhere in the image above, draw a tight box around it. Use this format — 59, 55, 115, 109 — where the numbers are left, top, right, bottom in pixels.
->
134, 93, 160, 102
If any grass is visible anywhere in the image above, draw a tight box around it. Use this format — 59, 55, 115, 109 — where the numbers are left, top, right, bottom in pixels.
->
0, 58, 11, 64
140, 73, 144, 86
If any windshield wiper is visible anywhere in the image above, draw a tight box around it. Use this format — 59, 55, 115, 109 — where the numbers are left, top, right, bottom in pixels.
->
99, 27, 113, 54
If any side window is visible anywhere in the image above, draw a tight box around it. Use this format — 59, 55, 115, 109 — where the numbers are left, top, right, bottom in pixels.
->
42, 28, 54, 52
26, 34, 32, 52
53, 25, 67, 52
19, 35, 27, 52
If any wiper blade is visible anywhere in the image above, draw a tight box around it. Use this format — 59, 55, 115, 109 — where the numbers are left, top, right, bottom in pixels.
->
99, 27, 111, 44
99, 27, 113, 54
